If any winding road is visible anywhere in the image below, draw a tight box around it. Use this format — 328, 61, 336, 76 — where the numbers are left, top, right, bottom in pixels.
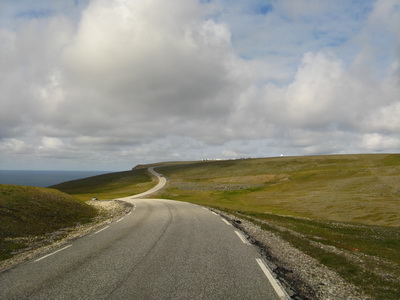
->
0, 168, 288, 299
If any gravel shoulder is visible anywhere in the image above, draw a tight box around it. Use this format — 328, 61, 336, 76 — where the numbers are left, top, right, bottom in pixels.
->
0, 200, 132, 272
215, 209, 371, 300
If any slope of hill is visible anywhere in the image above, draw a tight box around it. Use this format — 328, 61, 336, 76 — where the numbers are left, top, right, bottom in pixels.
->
158, 153, 400, 226
50, 168, 154, 201
0, 184, 97, 260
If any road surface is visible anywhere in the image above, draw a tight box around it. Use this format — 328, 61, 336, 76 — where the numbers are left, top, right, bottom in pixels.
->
120, 167, 167, 200
0, 168, 288, 299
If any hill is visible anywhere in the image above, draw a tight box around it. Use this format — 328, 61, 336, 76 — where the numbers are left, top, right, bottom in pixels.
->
158, 153, 400, 226
0, 184, 97, 260
50, 168, 154, 201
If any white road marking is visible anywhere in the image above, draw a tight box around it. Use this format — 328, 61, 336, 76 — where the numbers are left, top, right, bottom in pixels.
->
235, 231, 251, 245
35, 245, 72, 262
116, 217, 124, 223
256, 258, 290, 300
221, 218, 232, 226
202, 207, 218, 216
127, 211, 132, 215
90, 225, 110, 236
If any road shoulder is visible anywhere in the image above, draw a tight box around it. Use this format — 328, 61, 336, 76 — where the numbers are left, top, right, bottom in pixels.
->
214, 209, 368, 299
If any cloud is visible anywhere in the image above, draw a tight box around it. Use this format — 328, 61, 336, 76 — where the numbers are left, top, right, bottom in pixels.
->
40, 137, 64, 149
362, 133, 400, 152
55, 0, 248, 138
0, 0, 399, 170
0, 138, 33, 154
0, 14, 73, 139
220, 44, 399, 157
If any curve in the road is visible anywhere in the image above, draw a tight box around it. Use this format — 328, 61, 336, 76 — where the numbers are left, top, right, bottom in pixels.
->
0, 167, 290, 300
119, 167, 167, 200
123, 167, 289, 299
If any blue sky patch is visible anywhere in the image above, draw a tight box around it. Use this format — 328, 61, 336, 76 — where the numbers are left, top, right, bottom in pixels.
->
255, 4, 273, 15
16, 9, 55, 19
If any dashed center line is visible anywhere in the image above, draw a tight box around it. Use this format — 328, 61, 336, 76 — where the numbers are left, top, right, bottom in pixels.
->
235, 231, 251, 245
116, 217, 124, 223
34, 245, 72, 262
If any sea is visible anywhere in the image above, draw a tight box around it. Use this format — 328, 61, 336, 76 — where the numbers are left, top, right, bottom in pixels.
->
0, 170, 110, 188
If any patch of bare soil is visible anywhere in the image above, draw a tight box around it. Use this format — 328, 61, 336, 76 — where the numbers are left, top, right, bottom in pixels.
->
0, 200, 132, 272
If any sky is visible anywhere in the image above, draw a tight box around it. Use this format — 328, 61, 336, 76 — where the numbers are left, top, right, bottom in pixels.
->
0, 0, 399, 171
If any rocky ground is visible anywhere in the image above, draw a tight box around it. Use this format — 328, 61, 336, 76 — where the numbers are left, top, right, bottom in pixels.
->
215, 209, 371, 300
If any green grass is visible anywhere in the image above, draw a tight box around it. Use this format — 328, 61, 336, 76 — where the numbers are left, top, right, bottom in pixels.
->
158, 154, 400, 226
50, 168, 154, 201
156, 154, 400, 299
0, 184, 97, 260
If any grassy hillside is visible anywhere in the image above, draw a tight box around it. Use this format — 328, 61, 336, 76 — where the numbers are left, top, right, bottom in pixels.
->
0, 184, 97, 260
156, 153, 400, 299
50, 168, 154, 201
158, 154, 400, 226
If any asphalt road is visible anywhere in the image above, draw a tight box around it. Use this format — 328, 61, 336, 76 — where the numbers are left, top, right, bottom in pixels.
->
0, 170, 287, 299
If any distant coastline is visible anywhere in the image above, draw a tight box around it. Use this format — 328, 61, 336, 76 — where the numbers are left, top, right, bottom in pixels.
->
0, 170, 110, 188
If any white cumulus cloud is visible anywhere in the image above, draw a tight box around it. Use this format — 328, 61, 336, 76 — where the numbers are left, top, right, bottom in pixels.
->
0, 0, 399, 170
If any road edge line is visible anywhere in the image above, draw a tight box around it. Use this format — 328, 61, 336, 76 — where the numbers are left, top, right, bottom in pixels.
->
90, 225, 110, 236
221, 218, 232, 226
234, 231, 251, 245
256, 258, 290, 300
34, 245, 72, 262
